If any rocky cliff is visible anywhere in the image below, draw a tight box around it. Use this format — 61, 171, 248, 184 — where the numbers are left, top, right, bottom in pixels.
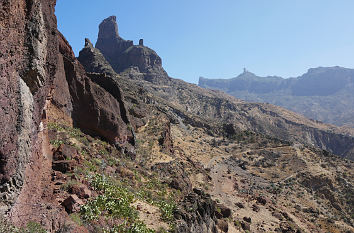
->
95, 16, 169, 83
0, 0, 58, 209
0, 2, 133, 231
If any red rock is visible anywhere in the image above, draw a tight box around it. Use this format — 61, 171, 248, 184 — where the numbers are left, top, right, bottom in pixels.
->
53, 144, 79, 161
52, 160, 76, 173
59, 31, 133, 145
61, 194, 84, 213
70, 184, 91, 199
0, 0, 58, 201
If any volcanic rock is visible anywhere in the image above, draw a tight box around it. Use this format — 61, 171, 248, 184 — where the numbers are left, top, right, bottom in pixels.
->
216, 219, 229, 232
174, 189, 218, 233
95, 16, 133, 72
61, 194, 84, 213
69, 184, 91, 199
58, 33, 133, 145
52, 160, 76, 173
94, 16, 169, 84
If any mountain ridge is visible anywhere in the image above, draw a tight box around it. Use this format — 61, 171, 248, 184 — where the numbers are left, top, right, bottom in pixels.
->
199, 66, 354, 127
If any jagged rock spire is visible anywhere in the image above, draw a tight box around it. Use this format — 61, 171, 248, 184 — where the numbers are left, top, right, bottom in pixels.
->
97, 16, 119, 40
94, 16, 168, 83
84, 38, 93, 48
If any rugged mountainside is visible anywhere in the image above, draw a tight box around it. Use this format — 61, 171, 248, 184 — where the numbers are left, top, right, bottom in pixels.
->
199, 68, 354, 128
0, 4, 353, 233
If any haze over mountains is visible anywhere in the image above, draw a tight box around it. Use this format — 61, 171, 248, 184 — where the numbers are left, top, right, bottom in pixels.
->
199, 67, 354, 128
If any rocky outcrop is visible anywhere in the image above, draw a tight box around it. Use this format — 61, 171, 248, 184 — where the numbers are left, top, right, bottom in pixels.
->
78, 38, 116, 77
95, 16, 169, 83
79, 16, 354, 161
0, 3, 135, 230
95, 16, 133, 72
152, 161, 192, 193
58, 33, 133, 145
174, 189, 219, 233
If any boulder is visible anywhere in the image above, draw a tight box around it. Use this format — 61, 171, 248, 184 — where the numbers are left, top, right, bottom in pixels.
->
216, 204, 232, 218
52, 160, 76, 173
61, 194, 84, 213
53, 144, 79, 161
216, 219, 229, 232
243, 217, 252, 223
69, 184, 91, 199
241, 221, 251, 231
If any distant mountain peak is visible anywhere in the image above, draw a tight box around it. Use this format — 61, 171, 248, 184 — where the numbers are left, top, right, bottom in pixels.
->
237, 69, 258, 79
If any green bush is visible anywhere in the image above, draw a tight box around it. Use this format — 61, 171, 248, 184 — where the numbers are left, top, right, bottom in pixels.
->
26, 221, 46, 233
104, 221, 155, 233
157, 200, 176, 222
81, 175, 136, 221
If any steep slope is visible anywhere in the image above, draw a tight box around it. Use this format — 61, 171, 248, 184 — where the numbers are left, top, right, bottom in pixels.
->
199, 67, 354, 127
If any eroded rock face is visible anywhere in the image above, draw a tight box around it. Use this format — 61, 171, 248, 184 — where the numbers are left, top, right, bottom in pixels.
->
152, 161, 192, 193
174, 189, 218, 233
0, 0, 58, 207
1, 3, 135, 230
58, 33, 133, 145
95, 16, 169, 83
78, 38, 116, 77
95, 16, 133, 72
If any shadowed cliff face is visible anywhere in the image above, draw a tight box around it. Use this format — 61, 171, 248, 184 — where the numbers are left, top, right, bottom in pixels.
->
95, 16, 133, 72
57, 33, 133, 145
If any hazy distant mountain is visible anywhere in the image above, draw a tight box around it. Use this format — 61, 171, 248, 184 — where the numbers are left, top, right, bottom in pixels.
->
199, 66, 354, 127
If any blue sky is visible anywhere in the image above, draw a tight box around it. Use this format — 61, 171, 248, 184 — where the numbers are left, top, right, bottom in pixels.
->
56, 0, 354, 83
